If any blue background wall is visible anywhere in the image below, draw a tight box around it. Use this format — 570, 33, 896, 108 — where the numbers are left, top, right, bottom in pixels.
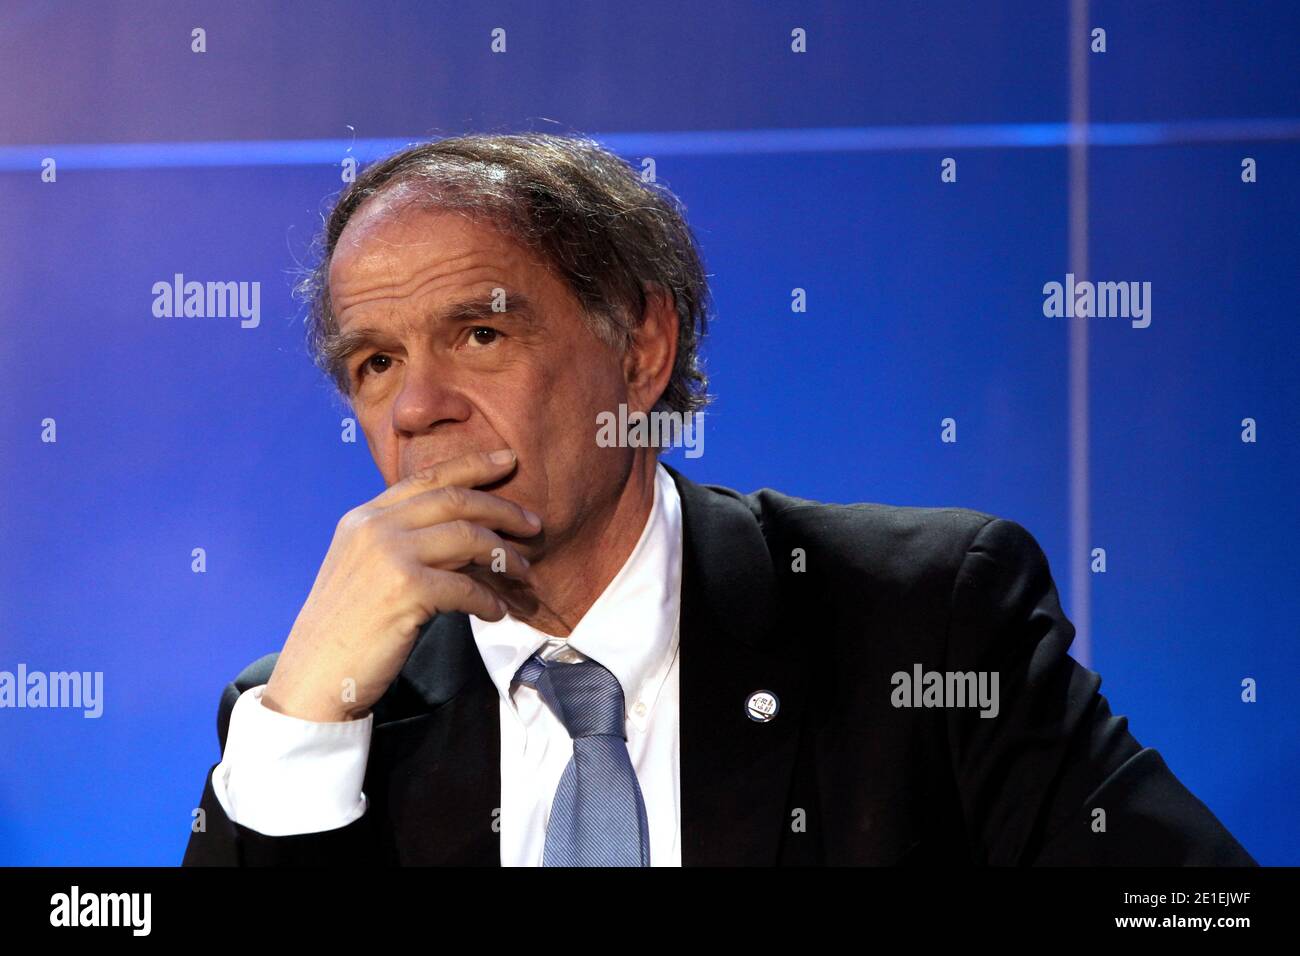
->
0, 1, 1295, 864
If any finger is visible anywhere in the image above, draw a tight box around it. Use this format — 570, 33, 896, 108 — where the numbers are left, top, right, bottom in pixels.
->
409, 519, 537, 585
382, 484, 542, 539
372, 448, 519, 509
423, 567, 510, 621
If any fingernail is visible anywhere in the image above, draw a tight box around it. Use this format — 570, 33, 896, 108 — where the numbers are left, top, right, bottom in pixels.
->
524, 509, 542, 529
489, 449, 514, 464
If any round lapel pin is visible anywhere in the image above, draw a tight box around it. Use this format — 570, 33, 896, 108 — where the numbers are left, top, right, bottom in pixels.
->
745, 690, 779, 722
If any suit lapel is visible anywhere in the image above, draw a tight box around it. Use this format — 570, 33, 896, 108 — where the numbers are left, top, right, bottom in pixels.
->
664, 463, 811, 866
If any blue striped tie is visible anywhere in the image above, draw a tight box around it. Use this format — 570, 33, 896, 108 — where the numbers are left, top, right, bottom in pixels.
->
513, 651, 651, 866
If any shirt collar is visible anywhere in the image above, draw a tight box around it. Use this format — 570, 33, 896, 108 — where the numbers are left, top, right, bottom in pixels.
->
469, 461, 683, 733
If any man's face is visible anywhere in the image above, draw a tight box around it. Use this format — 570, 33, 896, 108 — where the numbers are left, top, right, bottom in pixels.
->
327, 194, 635, 557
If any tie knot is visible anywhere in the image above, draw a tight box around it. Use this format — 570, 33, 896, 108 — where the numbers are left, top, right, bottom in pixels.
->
513, 652, 627, 740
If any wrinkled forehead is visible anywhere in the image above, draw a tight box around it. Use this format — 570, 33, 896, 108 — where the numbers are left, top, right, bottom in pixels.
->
330, 207, 572, 331
333, 188, 451, 260
339, 170, 518, 244
332, 183, 534, 277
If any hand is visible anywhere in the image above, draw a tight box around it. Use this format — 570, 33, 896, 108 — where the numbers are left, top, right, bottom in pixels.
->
262, 448, 541, 722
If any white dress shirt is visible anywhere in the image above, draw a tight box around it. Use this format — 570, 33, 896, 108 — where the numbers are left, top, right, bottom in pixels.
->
212, 461, 683, 866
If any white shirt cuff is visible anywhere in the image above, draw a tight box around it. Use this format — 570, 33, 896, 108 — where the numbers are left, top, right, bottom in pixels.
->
211, 684, 372, 836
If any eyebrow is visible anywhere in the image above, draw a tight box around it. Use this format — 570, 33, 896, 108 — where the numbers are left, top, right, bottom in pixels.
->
322, 292, 540, 379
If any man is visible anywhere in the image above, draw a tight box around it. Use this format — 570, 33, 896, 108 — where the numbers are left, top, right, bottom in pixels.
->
182, 133, 1255, 866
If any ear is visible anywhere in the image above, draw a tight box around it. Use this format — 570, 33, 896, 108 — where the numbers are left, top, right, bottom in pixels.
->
622, 283, 679, 413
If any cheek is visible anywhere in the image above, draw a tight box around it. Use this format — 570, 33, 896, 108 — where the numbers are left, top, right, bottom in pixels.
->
562, 346, 625, 414
357, 413, 396, 478
534, 370, 602, 448
507, 390, 582, 484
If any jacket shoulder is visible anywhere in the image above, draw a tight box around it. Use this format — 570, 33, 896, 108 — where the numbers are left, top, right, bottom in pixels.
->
737, 483, 1003, 571
667, 464, 1000, 562
700, 481, 1062, 606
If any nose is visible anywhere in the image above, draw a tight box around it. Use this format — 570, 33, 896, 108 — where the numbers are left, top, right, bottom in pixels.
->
390, 354, 475, 436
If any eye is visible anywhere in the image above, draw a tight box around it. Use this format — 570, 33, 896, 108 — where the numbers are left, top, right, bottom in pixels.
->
357, 353, 392, 381
466, 326, 500, 348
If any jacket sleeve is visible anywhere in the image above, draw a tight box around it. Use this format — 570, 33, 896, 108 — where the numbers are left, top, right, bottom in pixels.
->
181, 673, 379, 866
943, 517, 1257, 865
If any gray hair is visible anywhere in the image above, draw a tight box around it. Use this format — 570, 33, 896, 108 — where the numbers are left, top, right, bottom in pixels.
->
294, 132, 713, 416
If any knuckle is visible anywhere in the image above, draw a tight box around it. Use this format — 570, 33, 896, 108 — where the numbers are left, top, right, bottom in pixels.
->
351, 509, 384, 541
401, 468, 438, 493
448, 518, 478, 545
395, 562, 425, 592
438, 484, 468, 511
337, 506, 369, 534
458, 574, 482, 601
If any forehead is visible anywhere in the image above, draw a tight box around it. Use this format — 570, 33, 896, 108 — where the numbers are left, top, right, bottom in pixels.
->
328, 193, 548, 304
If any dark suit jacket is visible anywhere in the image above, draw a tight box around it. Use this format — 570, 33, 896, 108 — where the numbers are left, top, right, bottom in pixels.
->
182, 463, 1256, 866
